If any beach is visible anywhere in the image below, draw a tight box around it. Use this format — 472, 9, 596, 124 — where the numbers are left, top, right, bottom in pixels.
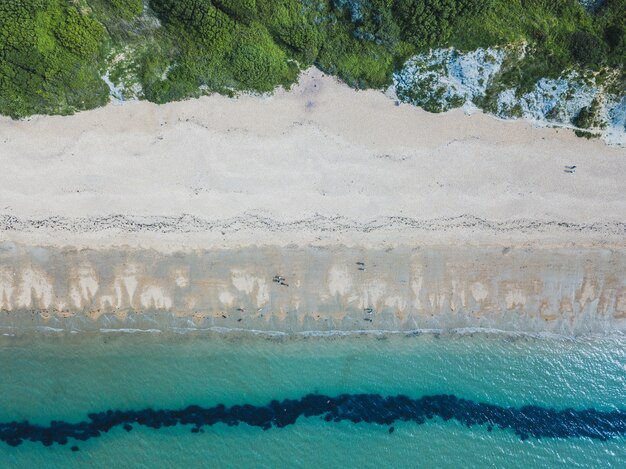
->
1, 67, 626, 466
1, 68, 625, 335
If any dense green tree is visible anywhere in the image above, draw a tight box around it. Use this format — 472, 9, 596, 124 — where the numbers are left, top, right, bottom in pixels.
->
570, 30, 606, 65
595, 0, 626, 66
103, 0, 144, 20
151, 0, 236, 46
146, 0, 297, 98
56, 8, 105, 56
392, 0, 492, 48
0, 0, 623, 118
230, 26, 291, 91
605, 25, 624, 50
0, 0, 108, 117
256, 0, 323, 65
214, 0, 257, 24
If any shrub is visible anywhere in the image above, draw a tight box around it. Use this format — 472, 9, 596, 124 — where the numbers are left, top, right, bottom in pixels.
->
105, 0, 144, 20
0, 0, 108, 117
392, 0, 492, 48
605, 25, 624, 50
230, 25, 291, 91
570, 30, 606, 65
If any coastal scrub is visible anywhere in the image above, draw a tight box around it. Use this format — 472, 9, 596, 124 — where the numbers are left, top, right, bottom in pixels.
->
0, 0, 624, 140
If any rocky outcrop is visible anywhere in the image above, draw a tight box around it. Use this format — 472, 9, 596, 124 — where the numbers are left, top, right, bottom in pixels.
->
394, 46, 626, 145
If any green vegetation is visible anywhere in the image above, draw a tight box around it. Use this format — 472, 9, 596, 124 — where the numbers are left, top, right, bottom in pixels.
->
450, 0, 621, 94
571, 30, 606, 65
0, 0, 109, 117
596, 0, 626, 67
141, 0, 301, 101
0, 0, 623, 118
394, 0, 492, 48
572, 97, 603, 129
100, 0, 144, 20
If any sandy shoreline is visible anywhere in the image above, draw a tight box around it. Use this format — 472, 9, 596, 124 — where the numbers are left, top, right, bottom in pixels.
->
1, 68, 625, 334
0, 244, 624, 335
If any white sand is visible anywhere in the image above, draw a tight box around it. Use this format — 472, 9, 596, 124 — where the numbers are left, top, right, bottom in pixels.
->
0, 68, 624, 250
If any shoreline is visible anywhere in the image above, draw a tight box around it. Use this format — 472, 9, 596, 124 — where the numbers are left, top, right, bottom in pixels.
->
1, 244, 624, 336
3, 325, 626, 340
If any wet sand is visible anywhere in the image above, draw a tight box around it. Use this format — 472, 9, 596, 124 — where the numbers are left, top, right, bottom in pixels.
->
0, 244, 624, 335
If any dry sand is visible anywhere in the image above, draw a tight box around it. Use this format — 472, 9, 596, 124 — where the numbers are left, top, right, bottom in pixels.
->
0, 68, 625, 334
0, 68, 624, 249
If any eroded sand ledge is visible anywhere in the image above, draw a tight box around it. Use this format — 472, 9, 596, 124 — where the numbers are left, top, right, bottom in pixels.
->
0, 68, 625, 335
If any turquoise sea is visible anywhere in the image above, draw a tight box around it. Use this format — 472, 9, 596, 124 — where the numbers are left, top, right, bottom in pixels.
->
1, 331, 625, 468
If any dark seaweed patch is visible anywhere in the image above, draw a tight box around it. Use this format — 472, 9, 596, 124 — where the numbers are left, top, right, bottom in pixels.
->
0, 394, 624, 448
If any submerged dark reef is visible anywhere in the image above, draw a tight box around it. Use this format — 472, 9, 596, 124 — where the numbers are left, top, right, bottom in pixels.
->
1, 394, 625, 448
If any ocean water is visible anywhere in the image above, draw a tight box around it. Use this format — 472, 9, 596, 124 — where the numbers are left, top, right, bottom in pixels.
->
0, 331, 625, 468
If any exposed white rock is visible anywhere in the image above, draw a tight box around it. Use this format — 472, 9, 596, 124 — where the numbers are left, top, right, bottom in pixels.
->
514, 73, 598, 124
101, 71, 125, 103
605, 96, 626, 145
577, 0, 605, 11
395, 47, 626, 146
394, 48, 507, 113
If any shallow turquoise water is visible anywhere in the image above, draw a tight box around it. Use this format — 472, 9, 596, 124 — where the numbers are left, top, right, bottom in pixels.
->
1, 332, 625, 468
